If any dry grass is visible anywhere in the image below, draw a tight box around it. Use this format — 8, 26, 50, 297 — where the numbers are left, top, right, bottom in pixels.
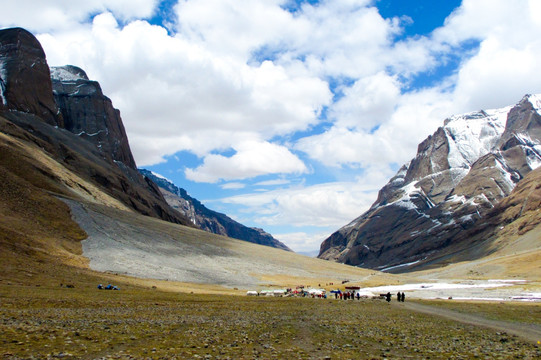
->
413, 300, 541, 326
1, 283, 540, 359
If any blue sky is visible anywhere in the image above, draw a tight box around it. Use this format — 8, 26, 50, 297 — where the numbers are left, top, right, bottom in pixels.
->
2, 0, 541, 253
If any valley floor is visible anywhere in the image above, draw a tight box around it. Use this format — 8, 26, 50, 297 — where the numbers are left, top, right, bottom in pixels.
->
1, 283, 540, 359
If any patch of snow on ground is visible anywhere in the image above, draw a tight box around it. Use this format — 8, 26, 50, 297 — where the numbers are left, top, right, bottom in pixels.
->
380, 259, 423, 272
357, 280, 537, 301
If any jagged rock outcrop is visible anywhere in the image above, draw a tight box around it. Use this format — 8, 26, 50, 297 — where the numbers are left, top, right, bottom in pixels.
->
140, 169, 292, 251
0, 27, 62, 126
319, 95, 541, 271
51, 65, 136, 169
0, 27, 192, 227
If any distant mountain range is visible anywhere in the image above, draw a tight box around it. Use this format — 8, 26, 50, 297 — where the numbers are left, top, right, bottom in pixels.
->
139, 169, 291, 251
319, 94, 541, 272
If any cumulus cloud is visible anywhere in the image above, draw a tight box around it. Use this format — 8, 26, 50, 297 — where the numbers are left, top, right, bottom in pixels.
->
433, 0, 541, 110
0, 0, 158, 31
185, 140, 308, 183
330, 72, 400, 130
219, 163, 394, 228
37, 11, 332, 167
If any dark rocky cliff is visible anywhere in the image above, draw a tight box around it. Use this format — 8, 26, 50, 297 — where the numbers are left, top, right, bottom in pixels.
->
0, 27, 191, 227
319, 95, 541, 271
51, 65, 136, 169
0, 28, 62, 126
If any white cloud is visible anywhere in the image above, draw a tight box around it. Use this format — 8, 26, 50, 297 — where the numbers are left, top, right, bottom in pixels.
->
433, 0, 541, 111
219, 170, 391, 229
220, 182, 246, 190
185, 140, 308, 183
254, 178, 290, 186
37, 11, 332, 168
330, 72, 400, 130
0, 0, 158, 32
174, 0, 295, 59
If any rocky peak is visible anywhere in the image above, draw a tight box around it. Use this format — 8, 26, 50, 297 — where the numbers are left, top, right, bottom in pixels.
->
0, 27, 62, 126
51, 65, 137, 169
319, 95, 541, 271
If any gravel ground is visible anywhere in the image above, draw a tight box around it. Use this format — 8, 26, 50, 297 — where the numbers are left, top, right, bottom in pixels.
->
66, 200, 373, 289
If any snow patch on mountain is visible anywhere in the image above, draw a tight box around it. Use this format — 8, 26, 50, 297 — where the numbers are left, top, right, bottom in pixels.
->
445, 108, 509, 169
50, 66, 86, 82
528, 93, 541, 112
0, 58, 7, 106
149, 170, 173, 184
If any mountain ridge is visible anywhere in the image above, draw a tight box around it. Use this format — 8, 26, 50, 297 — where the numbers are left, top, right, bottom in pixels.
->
319, 94, 541, 271
140, 169, 292, 251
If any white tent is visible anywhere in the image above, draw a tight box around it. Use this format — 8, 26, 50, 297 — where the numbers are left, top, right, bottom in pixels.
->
307, 288, 326, 296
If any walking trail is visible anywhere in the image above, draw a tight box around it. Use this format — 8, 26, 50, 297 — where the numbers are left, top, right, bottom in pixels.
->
396, 301, 541, 344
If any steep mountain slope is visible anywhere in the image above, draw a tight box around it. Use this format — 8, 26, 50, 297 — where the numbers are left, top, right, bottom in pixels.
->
139, 169, 292, 251
319, 94, 541, 271
0, 27, 190, 226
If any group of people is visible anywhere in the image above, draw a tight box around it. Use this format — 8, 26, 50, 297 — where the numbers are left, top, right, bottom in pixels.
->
334, 291, 360, 300
384, 291, 406, 302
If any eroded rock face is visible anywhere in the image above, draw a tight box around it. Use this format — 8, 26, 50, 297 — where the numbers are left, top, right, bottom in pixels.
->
0, 28, 62, 126
51, 65, 136, 169
319, 95, 541, 271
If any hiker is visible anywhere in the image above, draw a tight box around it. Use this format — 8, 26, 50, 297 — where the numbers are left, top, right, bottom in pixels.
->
385, 292, 391, 302
397, 291, 401, 302
401, 292, 405, 302
356, 292, 360, 300
97, 284, 103, 290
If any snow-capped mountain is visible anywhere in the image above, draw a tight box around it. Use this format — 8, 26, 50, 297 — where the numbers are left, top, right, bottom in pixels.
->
140, 169, 292, 251
318, 94, 541, 271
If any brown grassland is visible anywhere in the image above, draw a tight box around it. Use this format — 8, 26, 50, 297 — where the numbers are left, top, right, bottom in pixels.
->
1, 281, 541, 360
